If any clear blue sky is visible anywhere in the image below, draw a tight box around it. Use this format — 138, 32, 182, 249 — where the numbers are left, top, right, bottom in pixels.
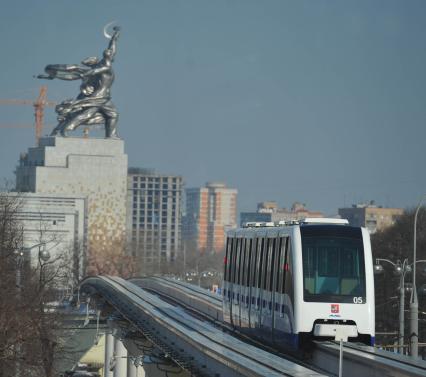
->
0, 0, 425, 215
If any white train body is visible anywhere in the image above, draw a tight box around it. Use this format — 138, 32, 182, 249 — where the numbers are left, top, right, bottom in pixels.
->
222, 218, 375, 349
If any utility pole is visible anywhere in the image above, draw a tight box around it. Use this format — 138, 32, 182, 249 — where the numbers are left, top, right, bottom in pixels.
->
410, 195, 426, 358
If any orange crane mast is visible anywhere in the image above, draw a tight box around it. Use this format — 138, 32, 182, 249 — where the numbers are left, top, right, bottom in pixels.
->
0, 86, 56, 145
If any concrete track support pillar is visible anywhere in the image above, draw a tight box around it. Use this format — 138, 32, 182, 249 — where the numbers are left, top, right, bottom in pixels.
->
113, 337, 128, 377
104, 331, 114, 377
126, 357, 137, 377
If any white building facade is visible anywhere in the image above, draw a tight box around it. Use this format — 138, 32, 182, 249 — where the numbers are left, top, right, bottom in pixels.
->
8, 192, 87, 283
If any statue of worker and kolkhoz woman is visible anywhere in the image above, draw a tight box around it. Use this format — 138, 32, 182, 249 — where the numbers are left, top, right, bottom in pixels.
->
37, 23, 120, 138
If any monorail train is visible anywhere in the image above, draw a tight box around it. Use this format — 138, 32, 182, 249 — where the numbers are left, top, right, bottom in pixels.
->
222, 218, 375, 351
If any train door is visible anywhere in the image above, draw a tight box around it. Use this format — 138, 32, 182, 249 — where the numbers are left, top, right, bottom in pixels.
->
259, 238, 271, 339
270, 237, 280, 343
235, 238, 245, 328
231, 237, 242, 327
275, 236, 295, 347
238, 238, 248, 329
240, 238, 249, 329
223, 237, 232, 323
242, 238, 252, 331
229, 237, 237, 327
248, 238, 258, 331
261, 237, 277, 340
272, 236, 285, 344
283, 238, 295, 347
252, 237, 264, 333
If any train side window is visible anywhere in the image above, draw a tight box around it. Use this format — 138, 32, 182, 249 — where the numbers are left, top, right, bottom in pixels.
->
225, 238, 231, 282
265, 238, 271, 291
269, 238, 277, 292
235, 238, 242, 284
225, 237, 231, 282
274, 237, 281, 292
246, 238, 253, 286
281, 237, 289, 294
251, 238, 258, 287
276, 237, 284, 292
284, 238, 294, 303
231, 238, 238, 283
240, 238, 246, 285
257, 238, 265, 288
262, 238, 270, 290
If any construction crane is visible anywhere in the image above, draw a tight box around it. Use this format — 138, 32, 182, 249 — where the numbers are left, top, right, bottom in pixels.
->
0, 86, 56, 145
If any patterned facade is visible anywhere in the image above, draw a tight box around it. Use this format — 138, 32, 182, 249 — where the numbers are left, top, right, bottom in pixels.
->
184, 182, 237, 253
15, 137, 128, 274
126, 168, 183, 274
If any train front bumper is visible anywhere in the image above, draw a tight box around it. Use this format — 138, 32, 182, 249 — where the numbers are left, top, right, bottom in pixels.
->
313, 323, 358, 338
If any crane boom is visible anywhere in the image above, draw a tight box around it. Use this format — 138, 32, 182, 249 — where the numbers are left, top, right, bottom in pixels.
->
0, 86, 56, 145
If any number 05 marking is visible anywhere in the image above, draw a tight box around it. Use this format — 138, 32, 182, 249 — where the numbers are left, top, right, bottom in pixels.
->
353, 297, 363, 304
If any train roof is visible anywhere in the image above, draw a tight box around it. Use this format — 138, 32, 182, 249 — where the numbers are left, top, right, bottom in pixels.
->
241, 217, 349, 229
229, 218, 350, 237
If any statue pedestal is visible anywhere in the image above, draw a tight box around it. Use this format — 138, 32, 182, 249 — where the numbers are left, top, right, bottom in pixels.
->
16, 136, 128, 274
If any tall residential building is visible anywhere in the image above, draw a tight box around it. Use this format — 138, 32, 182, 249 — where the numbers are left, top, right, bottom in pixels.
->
126, 168, 183, 274
184, 182, 237, 254
338, 201, 404, 234
15, 137, 128, 275
240, 201, 323, 226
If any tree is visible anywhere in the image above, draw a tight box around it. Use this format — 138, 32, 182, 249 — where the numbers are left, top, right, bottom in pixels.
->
0, 191, 80, 377
163, 242, 224, 289
87, 237, 137, 278
371, 208, 426, 349
0, 193, 24, 377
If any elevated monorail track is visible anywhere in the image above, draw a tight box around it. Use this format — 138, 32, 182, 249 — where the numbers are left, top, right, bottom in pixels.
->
81, 276, 324, 377
134, 276, 426, 377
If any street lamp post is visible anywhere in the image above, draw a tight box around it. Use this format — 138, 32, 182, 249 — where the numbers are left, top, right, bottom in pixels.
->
374, 258, 411, 354
410, 195, 426, 358
16, 242, 50, 287
14, 242, 50, 377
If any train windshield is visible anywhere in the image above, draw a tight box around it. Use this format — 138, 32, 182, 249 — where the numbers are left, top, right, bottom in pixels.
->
301, 225, 366, 303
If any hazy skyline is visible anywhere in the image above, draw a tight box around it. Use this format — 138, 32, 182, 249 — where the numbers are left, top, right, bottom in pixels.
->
1, 0, 425, 215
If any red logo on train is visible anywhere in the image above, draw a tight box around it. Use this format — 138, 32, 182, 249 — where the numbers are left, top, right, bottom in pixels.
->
331, 304, 339, 313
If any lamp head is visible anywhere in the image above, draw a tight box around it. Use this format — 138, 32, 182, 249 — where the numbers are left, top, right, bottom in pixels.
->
404, 282, 413, 293
39, 244, 50, 262
374, 264, 384, 274
394, 264, 403, 276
